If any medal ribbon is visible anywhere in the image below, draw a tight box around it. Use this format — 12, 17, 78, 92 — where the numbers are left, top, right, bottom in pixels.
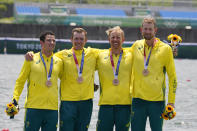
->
72, 48, 85, 77
110, 50, 123, 79
40, 52, 53, 81
144, 39, 157, 69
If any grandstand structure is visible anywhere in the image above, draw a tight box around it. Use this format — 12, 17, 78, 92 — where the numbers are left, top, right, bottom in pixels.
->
1, 0, 197, 58
0, 0, 197, 42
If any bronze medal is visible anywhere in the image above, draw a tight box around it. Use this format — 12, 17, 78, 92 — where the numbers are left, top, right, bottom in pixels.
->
46, 80, 52, 87
142, 69, 149, 76
77, 76, 83, 83
113, 79, 119, 86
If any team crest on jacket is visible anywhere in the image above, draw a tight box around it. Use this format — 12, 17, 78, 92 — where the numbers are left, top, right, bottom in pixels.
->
36, 60, 40, 64
138, 45, 143, 50
67, 54, 72, 57
54, 60, 58, 64
104, 56, 109, 59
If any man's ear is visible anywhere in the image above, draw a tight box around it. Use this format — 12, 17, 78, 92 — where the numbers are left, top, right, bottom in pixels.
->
40, 40, 44, 47
85, 37, 87, 43
108, 36, 111, 42
122, 37, 125, 43
70, 37, 73, 42
140, 27, 142, 33
154, 27, 158, 34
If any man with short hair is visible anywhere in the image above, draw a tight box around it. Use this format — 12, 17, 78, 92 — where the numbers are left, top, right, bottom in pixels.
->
96, 26, 132, 131
53, 28, 99, 131
130, 16, 177, 131
9, 31, 63, 131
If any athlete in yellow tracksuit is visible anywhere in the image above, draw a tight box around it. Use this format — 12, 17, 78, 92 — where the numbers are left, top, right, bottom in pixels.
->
131, 39, 176, 103
96, 26, 133, 131
130, 17, 177, 131
97, 49, 132, 106
56, 47, 98, 101
11, 31, 63, 131
13, 52, 63, 110
55, 28, 100, 131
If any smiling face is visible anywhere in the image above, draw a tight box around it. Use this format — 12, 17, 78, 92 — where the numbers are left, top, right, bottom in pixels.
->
141, 22, 157, 40
41, 34, 56, 52
71, 32, 87, 50
109, 30, 124, 49
141, 17, 157, 40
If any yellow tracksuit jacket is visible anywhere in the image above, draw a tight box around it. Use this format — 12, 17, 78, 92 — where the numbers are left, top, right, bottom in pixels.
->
55, 47, 99, 101
13, 52, 63, 110
96, 48, 133, 105
131, 38, 177, 103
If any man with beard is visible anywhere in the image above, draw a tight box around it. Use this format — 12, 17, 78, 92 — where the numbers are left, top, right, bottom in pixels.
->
55, 28, 99, 131
96, 26, 132, 131
130, 17, 177, 131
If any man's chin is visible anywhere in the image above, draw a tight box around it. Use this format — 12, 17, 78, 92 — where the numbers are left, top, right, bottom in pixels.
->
49, 48, 55, 51
144, 37, 153, 40
113, 46, 121, 49
112, 44, 120, 48
74, 47, 83, 50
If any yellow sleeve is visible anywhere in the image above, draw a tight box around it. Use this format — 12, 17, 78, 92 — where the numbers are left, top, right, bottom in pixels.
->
91, 48, 101, 71
13, 60, 31, 102
166, 46, 177, 104
58, 59, 64, 80
130, 42, 135, 53
95, 49, 104, 70
55, 49, 66, 59
94, 48, 100, 58
129, 41, 137, 100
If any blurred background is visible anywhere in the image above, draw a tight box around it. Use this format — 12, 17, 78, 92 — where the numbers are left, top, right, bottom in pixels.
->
0, 0, 197, 57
